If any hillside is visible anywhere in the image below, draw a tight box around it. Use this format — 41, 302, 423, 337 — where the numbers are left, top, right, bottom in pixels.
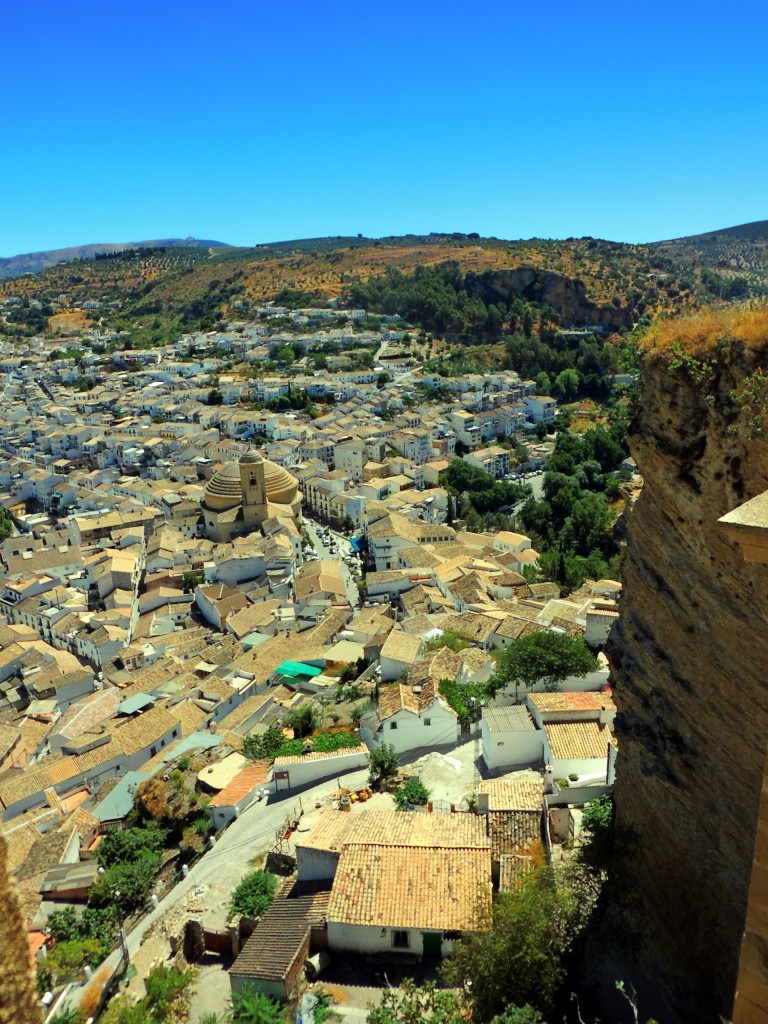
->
0, 237, 231, 279
1, 226, 767, 347
649, 219, 768, 297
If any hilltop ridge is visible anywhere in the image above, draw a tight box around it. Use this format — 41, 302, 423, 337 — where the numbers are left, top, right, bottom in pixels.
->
0, 237, 231, 279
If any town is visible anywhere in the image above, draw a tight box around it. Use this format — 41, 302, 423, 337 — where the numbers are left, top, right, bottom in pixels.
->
0, 297, 624, 1023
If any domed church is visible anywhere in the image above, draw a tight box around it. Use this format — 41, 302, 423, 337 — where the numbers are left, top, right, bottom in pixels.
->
200, 450, 302, 542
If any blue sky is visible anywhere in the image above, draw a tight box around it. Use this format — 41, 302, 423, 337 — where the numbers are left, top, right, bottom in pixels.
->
2, 1, 766, 254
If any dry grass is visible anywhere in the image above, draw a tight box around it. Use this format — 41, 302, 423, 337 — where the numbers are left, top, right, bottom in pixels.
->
642, 304, 768, 359
48, 309, 90, 333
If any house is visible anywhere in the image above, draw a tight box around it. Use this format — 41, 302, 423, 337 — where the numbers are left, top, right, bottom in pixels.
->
477, 773, 547, 887
379, 629, 422, 682
208, 760, 272, 829
527, 691, 617, 783
229, 879, 332, 1001
481, 706, 544, 772
363, 680, 459, 754
194, 583, 249, 630
293, 810, 492, 959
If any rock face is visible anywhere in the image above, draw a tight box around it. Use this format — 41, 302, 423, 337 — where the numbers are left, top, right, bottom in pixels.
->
469, 267, 630, 330
608, 330, 768, 1021
0, 831, 42, 1024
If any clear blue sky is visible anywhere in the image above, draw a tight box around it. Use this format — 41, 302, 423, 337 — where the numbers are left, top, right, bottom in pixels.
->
2, 0, 766, 255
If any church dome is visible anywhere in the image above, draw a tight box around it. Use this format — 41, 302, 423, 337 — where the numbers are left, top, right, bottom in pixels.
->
202, 458, 299, 513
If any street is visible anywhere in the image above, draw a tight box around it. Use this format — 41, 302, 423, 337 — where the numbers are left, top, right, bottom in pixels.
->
302, 517, 361, 607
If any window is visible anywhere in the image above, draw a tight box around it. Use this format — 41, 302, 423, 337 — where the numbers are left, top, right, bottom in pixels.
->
390, 722, 398, 730
392, 930, 410, 949
424, 718, 431, 727
150, 745, 157, 757
172, 729, 178, 738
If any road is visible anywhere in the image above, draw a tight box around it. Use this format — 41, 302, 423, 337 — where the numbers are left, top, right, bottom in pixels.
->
59, 768, 371, 1018
302, 517, 361, 607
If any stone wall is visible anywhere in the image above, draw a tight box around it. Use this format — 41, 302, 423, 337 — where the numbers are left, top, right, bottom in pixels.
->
608, 332, 768, 1021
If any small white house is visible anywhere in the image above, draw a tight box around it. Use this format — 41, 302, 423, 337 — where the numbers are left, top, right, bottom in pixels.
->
379, 629, 423, 682
208, 760, 273, 829
481, 706, 544, 772
363, 681, 459, 755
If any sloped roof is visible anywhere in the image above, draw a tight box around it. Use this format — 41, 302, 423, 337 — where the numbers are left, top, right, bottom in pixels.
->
230, 878, 331, 982
328, 844, 491, 931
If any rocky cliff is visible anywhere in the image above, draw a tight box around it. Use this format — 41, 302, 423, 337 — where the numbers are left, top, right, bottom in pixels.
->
0, 831, 42, 1024
608, 309, 768, 1021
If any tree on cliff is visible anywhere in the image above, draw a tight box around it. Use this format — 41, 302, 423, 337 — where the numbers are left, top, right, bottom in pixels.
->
492, 631, 598, 699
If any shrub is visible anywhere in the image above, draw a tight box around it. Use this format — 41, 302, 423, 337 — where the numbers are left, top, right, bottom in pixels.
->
232, 984, 284, 1024
394, 778, 430, 810
286, 704, 321, 738
229, 869, 278, 920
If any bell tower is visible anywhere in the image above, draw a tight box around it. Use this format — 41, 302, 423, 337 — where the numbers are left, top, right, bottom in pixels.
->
239, 450, 267, 527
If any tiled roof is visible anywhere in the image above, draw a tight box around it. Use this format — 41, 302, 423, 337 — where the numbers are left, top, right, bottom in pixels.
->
377, 681, 447, 720
110, 706, 180, 756
230, 878, 331, 982
544, 721, 614, 761
478, 776, 545, 812
528, 691, 615, 714
328, 844, 491, 931
209, 761, 271, 807
487, 810, 543, 859
273, 744, 367, 766
483, 706, 536, 733
296, 809, 490, 854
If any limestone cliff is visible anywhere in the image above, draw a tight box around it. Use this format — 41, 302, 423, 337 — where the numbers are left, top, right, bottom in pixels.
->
608, 310, 768, 1022
0, 830, 42, 1024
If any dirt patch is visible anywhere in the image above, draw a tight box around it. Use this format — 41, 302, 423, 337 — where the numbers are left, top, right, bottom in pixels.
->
48, 309, 90, 332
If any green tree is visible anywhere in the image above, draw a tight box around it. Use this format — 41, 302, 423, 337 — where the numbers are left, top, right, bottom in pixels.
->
493, 632, 598, 699
96, 825, 168, 869
442, 865, 599, 1017
181, 570, 203, 593
368, 742, 400, 785
89, 852, 160, 915
276, 345, 295, 363
552, 368, 580, 402
228, 870, 278, 920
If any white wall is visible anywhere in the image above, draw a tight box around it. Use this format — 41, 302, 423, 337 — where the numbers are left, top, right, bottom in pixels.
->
328, 922, 455, 957
296, 845, 340, 882
372, 702, 459, 755
481, 721, 544, 772
271, 748, 369, 791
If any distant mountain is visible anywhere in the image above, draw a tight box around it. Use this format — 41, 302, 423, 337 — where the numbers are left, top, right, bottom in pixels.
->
654, 220, 768, 244
0, 237, 232, 279
649, 221, 768, 294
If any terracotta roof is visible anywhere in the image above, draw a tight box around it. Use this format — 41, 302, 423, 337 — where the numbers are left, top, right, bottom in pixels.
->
209, 761, 270, 807
296, 809, 490, 854
544, 721, 614, 760
328, 843, 491, 931
478, 776, 545, 812
487, 810, 543, 859
230, 878, 331, 982
528, 691, 615, 714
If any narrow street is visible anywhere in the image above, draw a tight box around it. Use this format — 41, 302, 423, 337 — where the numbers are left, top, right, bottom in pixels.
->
302, 517, 361, 607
